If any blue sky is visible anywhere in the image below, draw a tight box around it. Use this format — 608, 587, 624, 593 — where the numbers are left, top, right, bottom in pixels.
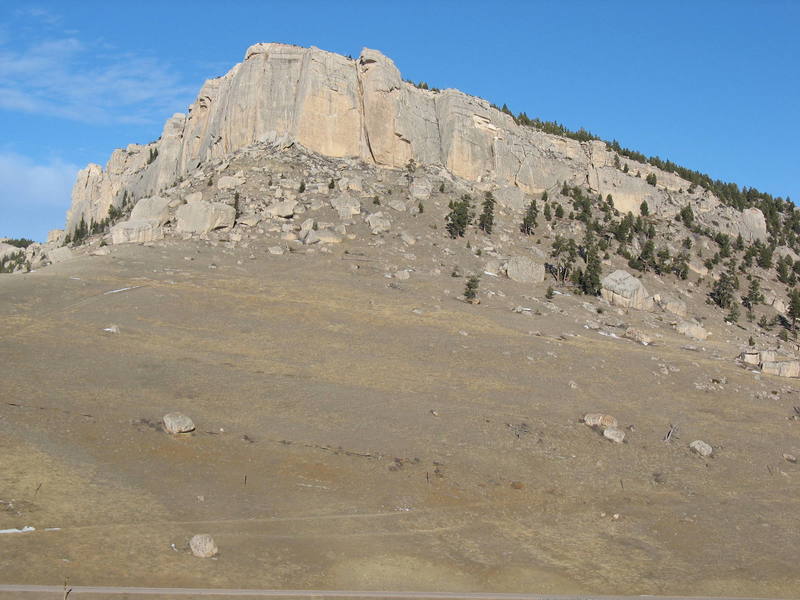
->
1, 0, 798, 240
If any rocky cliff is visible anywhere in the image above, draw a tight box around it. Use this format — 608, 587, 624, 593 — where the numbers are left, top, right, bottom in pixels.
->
64, 43, 766, 242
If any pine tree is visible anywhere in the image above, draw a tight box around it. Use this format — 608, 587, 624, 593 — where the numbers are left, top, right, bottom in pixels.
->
478, 191, 495, 234
554, 204, 564, 219
543, 203, 552, 221
789, 289, 800, 334
520, 198, 538, 235
445, 195, 473, 238
640, 201, 649, 216
725, 302, 740, 323
464, 275, 480, 303
581, 244, 602, 295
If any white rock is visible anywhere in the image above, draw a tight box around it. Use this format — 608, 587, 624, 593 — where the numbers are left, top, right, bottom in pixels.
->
184, 191, 203, 203
111, 221, 163, 245
268, 200, 297, 218
505, 256, 544, 284
583, 413, 618, 429
677, 320, 708, 341
217, 175, 244, 190
176, 201, 236, 234
603, 428, 625, 444
366, 212, 391, 234
163, 413, 195, 434
47, 246, 73, 263
267, 246, 284, 255
130, 196, 171, 226
600, 270, 654, 311
330, 195, 361, 220
189, 534, 218, 558
689, 440, 713, 457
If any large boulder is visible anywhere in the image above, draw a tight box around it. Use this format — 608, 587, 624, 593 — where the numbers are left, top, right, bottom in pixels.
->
655, 294, 688, 318
330, 195, 361, 220
163, 413, 195, 434
600, 270, 654, 311
267, 200, 297, 218
176, 201, 235, 234
47, 246, 73, 263
761, 360, 800, 378
505, 256, 544, 283
676, 320, 708, 340
110, 220, 163, 244
130, 196, 171, 226
366, 212, 391, 234
189, 534, 218, 558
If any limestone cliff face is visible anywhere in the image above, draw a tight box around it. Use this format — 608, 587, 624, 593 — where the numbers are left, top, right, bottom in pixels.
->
65, 43, 767, 242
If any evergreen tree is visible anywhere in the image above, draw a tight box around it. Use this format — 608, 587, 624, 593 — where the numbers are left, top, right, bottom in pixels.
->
646, 173, 657, 186
543, 203, 552, 221
520, 198, 538, 235
445, 195, 473, 238
725, 302, 740, 323
464, 275, 480, 303
789, 289, 800, 334
710, 270, 739, 309
554, 204, 564, 219
640, 201, 649, 216
581, 244, 602, 295
478, 191, 495, 234
545, 285, 554, 300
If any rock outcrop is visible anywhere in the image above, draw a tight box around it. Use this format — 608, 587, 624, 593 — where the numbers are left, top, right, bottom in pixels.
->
62, 43, 768, 243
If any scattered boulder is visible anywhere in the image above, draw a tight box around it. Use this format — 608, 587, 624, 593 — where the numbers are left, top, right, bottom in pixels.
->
176, 201, 236, 234
316, 230, 343, 244
624, 327, 651, 345
505, 256, 545, 284
184, 191, 203, 203
761, 360, 800, 378
583, 413, 618, 429
217, 174, 244, 190
600, 270, 654, 311
130, 196, 171, 226
689, 440, 713, 458
399, 231, 416, 246
387, 198, 407, 212
111, 220, 163, 244
163, 413, 195, 434
677, 320, 708, 341
330, 195, 361, 220
410, 178, 432, 200
366, 212, 391, 234
655, 294, 688, 318
603, 428, 625, 444
47, 246, 73, 263
268, 200, 298, 219
189, 534, 218, 558
740, 350, 761, 366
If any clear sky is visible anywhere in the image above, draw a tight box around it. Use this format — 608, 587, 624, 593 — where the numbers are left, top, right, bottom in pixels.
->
1, 0, 798, 241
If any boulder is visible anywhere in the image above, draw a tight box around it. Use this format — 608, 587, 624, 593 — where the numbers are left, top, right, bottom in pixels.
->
184, 191, 203, 203
603, 428, 625, 444
583, 413, 618, 429
47, 246, 73, 263
761, 360, 800, 378
316, 230, 343, 244
163, 413, 195, 434
110, 220, 163, 244
268, 200, 297, 218
189, 534, 218, 558
689, 440, 713, 458
366, 212, 391, 234
399, 231, 416, 246
676, 320, 708, 340
655, 294, 688, 318
600, 270, 654, 311
505, 256, 544, 284
176, 201, 236, 234
387, 198, 407, 212
130, 196, 171, 226
624, 328, 651, 345
217, 175, 244, 190
410, 178, 432, 200
330, 195, 361, 220
740, 351, 761, 366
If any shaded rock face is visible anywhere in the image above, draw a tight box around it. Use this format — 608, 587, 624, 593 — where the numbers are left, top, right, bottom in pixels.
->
63, 43, 768, 241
